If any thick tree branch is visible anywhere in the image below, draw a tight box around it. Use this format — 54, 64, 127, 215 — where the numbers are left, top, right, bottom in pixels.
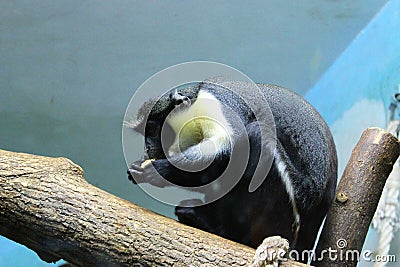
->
314, 127, 400, 266
0, 149, 306, 267
2, 127, 397, 267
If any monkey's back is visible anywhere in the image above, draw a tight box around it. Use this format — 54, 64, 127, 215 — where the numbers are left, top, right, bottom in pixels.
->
258, 84, 337, 208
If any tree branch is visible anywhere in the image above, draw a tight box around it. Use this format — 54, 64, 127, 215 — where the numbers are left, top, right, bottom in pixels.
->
2, 127, 397, 267
314, 127, 400, 266
0, 149, 306, 266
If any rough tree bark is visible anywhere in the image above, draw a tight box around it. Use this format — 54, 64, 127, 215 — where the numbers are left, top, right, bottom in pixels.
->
314, 127, 400, 267
1, 127, 398, 267
0, 149, 306, 267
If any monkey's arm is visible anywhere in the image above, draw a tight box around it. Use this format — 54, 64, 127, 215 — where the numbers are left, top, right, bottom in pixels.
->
128, 139, 228, 187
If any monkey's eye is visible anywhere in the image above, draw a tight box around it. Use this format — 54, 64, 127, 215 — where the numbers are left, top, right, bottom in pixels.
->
170, 90, 190, 106
146, 121, 159, 137
175, 96, 190, 106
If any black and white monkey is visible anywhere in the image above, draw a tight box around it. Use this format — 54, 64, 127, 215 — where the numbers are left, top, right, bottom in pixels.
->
127, 80, 337, 258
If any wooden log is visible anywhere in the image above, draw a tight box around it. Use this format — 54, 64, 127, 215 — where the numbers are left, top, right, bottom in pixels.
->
314, 128, 400, 267
0, 149, 306, 267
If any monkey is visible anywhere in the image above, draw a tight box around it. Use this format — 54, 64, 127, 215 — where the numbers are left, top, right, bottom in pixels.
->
126, 79, 337, 259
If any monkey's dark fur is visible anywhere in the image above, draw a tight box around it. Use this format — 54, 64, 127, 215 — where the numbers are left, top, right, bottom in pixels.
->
127, 80, 337, 257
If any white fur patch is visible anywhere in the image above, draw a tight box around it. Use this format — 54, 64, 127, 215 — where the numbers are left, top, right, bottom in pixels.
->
167, 90, 233, 156
274, 150, 301, 239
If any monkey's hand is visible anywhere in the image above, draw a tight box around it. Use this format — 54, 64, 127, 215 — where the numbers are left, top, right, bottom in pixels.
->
127, 157, 155, 183
127, 158, 171, 187
249, 236, 289, 267
127, 159, 145, 184
128, 146, 216, 187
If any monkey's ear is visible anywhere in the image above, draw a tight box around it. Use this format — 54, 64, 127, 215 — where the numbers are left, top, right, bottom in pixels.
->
123, 103, 150, 134
126, 96, 161, 134
123, 116, 145, 134
169, 90, 190, 107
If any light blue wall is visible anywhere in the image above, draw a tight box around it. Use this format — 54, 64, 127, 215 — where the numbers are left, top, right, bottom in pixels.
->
306, 0, 400, 265
306, 0, 400, 181
307, 0, 400, 126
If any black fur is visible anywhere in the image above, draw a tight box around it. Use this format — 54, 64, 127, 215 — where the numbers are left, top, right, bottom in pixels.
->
127, 81, 337, 258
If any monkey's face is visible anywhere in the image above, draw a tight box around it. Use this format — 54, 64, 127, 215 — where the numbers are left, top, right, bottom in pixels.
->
141, 88, 199, 160
143, 119, 175, 160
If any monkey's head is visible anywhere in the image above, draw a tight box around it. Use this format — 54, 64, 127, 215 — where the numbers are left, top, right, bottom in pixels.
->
128, 84, 201, 160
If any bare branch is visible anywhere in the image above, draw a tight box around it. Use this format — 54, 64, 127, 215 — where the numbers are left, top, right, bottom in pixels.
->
314, 128, 400, 266
0, 149, 306, 267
